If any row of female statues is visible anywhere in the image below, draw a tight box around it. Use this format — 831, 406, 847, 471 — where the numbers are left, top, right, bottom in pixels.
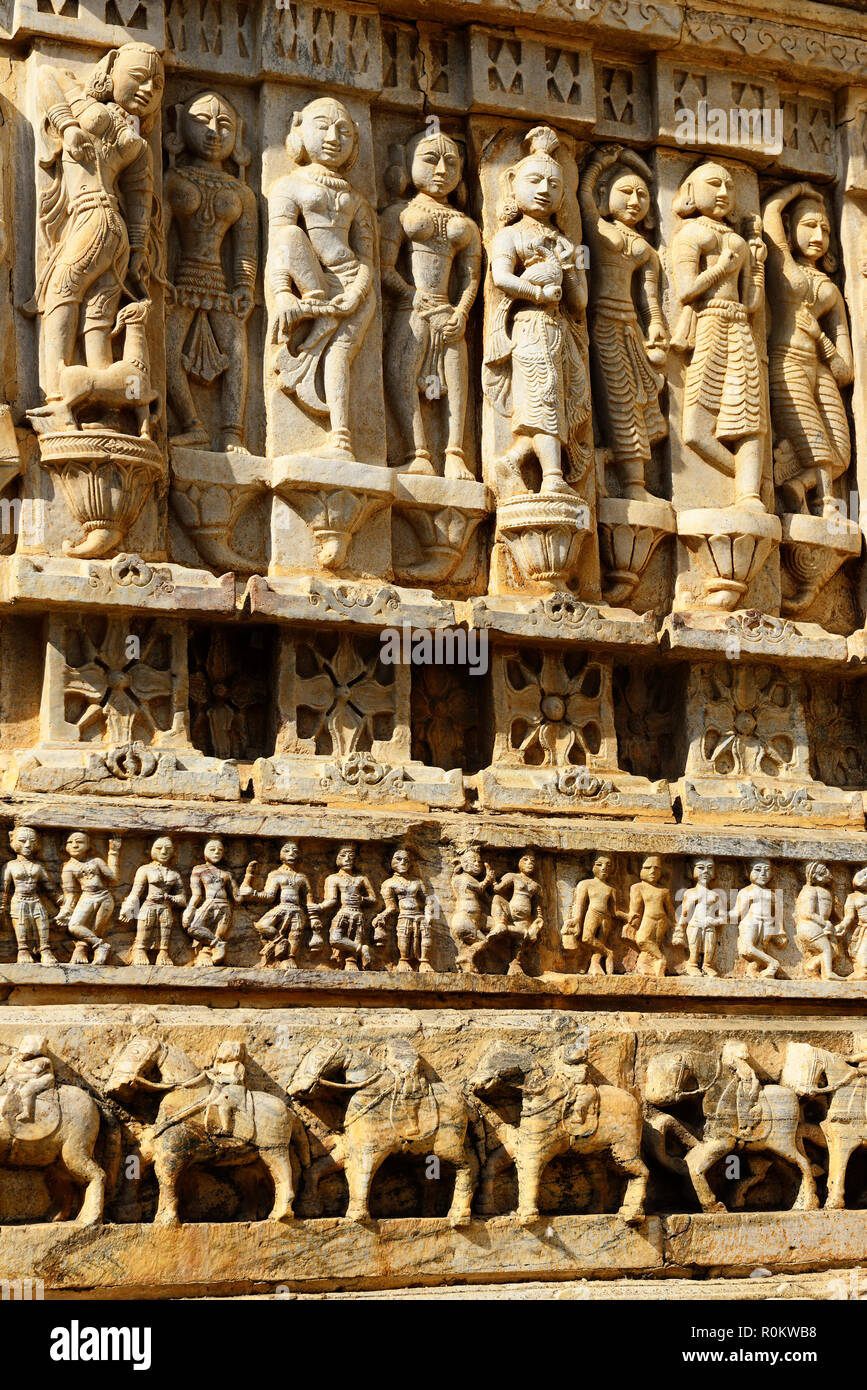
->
24, 42, 852, 517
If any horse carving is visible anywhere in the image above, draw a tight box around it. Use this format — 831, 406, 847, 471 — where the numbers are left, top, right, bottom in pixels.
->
287, 1036, 479, 1225
468, 1041, 648, 1224
780, 1041, 867, 1208
104, 1037, 309, 1224
644, 1042, 820, 1213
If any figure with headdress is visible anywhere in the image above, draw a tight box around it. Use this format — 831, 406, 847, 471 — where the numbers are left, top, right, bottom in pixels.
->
165, 90, 258, 453
29, 43, 164, 409
267, 97, 376, 461
482, 126, 590, 497
380, 128, 481, 480
761, 183, 853, 516
580, 144, 667, 502
670, 162, 767, 510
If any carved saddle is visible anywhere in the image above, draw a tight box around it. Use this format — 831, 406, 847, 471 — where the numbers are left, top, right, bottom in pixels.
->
0, 1085, 61, 1142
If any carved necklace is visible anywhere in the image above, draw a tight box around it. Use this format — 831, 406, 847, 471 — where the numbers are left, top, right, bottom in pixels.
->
306, 166, 353, 213
178, 165, 238, 227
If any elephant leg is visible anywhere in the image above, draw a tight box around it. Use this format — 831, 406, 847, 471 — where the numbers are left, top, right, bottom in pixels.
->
62, 1141, 106, 1225
299, 1151, 341, 1217
477, 1143, 513, 1217
515, 1147, 549, 1223
824, 1126, 859, 1210
153, 1142, 186, 1226
446, 1144, 478, 1228
610, 1142, 649, 1225
344, 1146, 381, 1222
685, 1138, 730, 1213
262, 1147, 296, 1222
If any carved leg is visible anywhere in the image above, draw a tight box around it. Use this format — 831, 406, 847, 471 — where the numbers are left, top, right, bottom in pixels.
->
683, 403, 737, 478
61, 1142, 106, 1225
443, 339, 473, 480
535, 433, 570, 495
685, 1138, 730, 1213
477, 1142, 512, 1216
388, 310, 430, 471
611, 1143, 649, 1225
515, 1147, 547, 1223
344, 1146, 380, 1221
212, 310, 250, 454
261, 1147, 296, 1222
824, 1125, 858, 1209
152, 1141, 185, 1226
734, 436, 765, 511
167, 304, 208, 447
298, 1151, 341, 1218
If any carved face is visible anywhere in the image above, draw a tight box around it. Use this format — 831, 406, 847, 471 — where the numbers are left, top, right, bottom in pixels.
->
689, 163, 733, 220
694, 857, 715, 884
519, 853, 536, 875
411, 135, 462, 199
66, 832, 90, 859
791, 198, 830, 263
811, 863, 831, 886
204, 839, 224, 865
152, 837, 174, 864
300, 99, 356, 171
512, 155, 564, 219
641, 856, 663, 885
280, 841, 299, 865
608, 172, 650, 227
461, 849, 482, 875
593, 855, 612, 880
392, 850, 411, 875
336, 844, 356, 870
111, 46, 164, 121
11, 827, 39, 857
182, 93, 237, 164
750, 859, 772, 887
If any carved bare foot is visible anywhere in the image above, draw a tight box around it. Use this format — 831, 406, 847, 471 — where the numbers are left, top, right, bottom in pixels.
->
171, 423, 210, 449
444, 449, 474, 481
219, 431, 250, 454
39, 948, 58, 965
16, 949, 33, 964
155, 951, 173, 967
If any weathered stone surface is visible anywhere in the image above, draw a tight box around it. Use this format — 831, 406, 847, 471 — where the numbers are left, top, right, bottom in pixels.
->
0, 0, 865, 1309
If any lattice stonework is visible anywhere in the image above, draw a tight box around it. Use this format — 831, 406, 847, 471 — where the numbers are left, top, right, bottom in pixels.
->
0, 0, 866, 1314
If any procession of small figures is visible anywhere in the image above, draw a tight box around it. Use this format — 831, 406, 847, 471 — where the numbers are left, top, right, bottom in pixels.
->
2, 827, 866, 981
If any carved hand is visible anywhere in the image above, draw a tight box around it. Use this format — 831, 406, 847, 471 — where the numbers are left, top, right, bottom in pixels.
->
128, 250, 149, 289
795, 307, 821, 340
63, 124, 95, 165
442, 309, 467, 344
329, 289, 361, 317
232, 287, 255, 320
271, 292, 304, 341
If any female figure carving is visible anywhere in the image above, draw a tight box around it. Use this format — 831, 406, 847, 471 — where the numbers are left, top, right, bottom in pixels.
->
268, 98, 376, 462
671, 162, 766, 509
30, 43, 165, 407
482, 126, 590, 496
165, 91, 258, 453
580, 145, 667, 502
761, 183, 853, 516
381, 130, 481, 480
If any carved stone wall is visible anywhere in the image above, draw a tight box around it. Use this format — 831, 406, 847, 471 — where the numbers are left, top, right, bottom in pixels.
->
1, 0, 867, 1300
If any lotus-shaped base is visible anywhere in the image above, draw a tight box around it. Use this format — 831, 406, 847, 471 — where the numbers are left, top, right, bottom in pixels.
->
38, 430, 164, 560
597, 497, 675, 605
678, 508, 781, 610
780, 513, 861, 617
496, 492, 593, 588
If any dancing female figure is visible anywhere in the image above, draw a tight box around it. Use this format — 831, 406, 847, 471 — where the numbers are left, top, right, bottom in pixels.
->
381, 130, 481, 479
165, 91, 258, 453
483, 126, 590, 496
268, 98, 376, 461
671, 163, 766, 509
762, 182, 853, 516
580, 145, 667, 501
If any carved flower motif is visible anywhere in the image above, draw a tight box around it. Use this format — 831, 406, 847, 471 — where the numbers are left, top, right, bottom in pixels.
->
296, 634, 395, 757
64, 618, 174, 747
699, 664, 795, 777
502, 650, 605, 767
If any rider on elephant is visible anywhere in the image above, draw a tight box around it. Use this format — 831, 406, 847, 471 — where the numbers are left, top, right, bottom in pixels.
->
204, 1040, 248, 1137
705, 1041, 764, 1141
1, 1034, 55, 1125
